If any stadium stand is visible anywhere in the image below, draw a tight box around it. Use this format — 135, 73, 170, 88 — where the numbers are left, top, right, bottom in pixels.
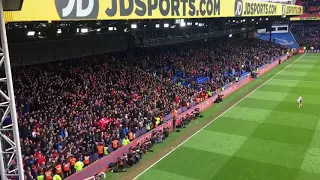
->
291, 23, 320, 48
256, 32, 300, 49
0, 0, 305, 179
296, 0, 320, 15
135, 39, 287, 91
13, 38, 288, 180
253, 0, 293, 4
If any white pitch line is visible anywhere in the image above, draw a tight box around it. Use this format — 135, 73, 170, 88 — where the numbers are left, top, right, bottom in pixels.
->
133, 54, 306, 180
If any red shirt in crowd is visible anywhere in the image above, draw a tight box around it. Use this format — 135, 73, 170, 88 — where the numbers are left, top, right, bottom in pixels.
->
175, 96, 180, 103
37, 155, 46, 166
52, 150, 59, 159
214, 65, 219, 70
98, 118, 113, 129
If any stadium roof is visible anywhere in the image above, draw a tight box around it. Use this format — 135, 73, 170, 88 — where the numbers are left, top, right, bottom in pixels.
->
250, 0, 294, 4
4, 0, 303, 22
3, 0, 23, 11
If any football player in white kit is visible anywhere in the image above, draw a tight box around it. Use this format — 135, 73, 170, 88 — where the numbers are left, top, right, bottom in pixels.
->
298, 95, 302, 108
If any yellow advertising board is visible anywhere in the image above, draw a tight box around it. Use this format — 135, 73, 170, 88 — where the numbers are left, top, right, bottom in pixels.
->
284, 5, 303, 16
291, 16, 320, 21
4, 0, 303, 22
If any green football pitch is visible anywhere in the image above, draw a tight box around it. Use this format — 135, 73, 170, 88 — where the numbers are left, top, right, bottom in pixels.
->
132, 54, 320, 180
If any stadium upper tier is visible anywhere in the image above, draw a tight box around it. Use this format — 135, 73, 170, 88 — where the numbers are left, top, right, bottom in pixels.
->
296, 0, 320, 14
291, 24, 320, 49
4, 0, 303, 22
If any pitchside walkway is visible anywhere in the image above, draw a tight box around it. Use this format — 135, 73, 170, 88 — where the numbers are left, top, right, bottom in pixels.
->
131, 54, 320, 180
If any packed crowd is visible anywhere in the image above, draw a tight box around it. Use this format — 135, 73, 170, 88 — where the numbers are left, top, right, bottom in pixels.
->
108, 110, 199, 174
291, 24, 320, 49
135, 39, 287, 93
8, 38, 288, 180
108, 127, 170, 173
296, 0, 320, 14
14, 55, 197, 180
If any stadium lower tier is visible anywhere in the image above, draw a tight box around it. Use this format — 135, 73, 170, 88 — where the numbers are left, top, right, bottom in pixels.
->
11, 38, 289, 180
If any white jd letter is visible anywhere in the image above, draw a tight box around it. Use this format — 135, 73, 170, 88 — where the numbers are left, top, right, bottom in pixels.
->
62, 0, 76, 17
77, 0, 94, 17
235, 1, 242, 15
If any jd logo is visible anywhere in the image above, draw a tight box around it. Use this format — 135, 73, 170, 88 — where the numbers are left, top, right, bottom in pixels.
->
234, 0, 243, 17
55, 0, 99, 19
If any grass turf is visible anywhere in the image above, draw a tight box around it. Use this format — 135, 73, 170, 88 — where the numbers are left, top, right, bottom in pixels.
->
107, 54, 320, 180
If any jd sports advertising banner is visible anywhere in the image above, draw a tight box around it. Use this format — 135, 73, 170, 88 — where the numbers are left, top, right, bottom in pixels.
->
4, 0, 303, 22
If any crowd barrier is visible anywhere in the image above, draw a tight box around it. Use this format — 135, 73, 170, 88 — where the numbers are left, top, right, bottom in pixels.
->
66, 52, 294, 180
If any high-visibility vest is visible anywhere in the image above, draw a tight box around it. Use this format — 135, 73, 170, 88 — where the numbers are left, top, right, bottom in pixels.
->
97, 145, 104, 154
70, 158, 76, 166
112, 140, 118, 149
55, 164, 62, 174
173, 109, 177, 117
63, 162, 70, 171
128, 132, 134, 140
53, 174, 62, 180
45, 171, 52, 180
37, 175, 44, 180
122, 138, 130, 146
186, 102, 190, 108
74, 161, 84, 172
83, 156, 90, 165
235, 77, 239, 82
146, 124, 151, 130
155, 117, 160, 125
104, 147, 109, 155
